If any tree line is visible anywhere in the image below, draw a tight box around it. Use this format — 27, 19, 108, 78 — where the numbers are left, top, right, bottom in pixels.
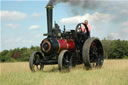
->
0, 46, 40, 62
0, 39, 128, 62
102, 39, 128, 59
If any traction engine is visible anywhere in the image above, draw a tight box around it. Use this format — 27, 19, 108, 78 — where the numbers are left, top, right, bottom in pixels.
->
29, 5, 104, 72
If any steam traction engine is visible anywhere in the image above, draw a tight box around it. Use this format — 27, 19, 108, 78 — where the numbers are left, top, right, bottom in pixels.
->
29, 5, 104, 72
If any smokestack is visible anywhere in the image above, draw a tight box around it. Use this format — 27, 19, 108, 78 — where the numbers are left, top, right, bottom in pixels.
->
46, 5, 53, 35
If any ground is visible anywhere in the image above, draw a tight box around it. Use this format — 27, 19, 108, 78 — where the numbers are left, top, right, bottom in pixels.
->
0, 59, 128, 85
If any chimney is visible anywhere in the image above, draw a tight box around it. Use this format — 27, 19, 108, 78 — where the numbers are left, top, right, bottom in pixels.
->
46, 5, 53, 35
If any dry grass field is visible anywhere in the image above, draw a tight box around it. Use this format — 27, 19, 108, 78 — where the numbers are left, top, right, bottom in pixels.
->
0, 59, 128, 85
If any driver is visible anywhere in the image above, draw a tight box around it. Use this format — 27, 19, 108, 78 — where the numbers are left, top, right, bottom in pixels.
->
81, 20, 91, 33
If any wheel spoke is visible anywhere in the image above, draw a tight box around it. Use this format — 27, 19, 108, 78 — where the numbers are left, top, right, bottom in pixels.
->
36, 65, 39, 70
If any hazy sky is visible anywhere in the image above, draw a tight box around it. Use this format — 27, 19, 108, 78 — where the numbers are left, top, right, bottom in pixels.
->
0, 0, 128, 51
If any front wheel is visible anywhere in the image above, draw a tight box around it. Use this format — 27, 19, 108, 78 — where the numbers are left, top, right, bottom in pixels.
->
82, 37, 104, 70
58, 50, 72, 72
29, 51, 44, 72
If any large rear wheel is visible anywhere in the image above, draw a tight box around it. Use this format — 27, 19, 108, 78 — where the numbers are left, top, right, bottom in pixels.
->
82, 37, 104, 70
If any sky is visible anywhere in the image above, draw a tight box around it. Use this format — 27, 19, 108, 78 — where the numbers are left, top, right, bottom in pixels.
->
0, 0, 128, 51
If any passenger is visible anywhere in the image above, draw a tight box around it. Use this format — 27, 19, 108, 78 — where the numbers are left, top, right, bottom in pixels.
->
81, 20, 91, 33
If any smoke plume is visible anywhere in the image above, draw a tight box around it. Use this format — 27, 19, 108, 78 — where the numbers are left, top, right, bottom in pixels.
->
47, 0, 126, 15
48, 0, 109, 9
47, 0, 128, 15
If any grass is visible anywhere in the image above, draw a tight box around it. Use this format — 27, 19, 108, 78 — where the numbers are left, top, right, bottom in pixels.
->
0, 59, 128, 85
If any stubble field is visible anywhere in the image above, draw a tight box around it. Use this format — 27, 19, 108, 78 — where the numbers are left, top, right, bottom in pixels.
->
0, 59, 128, 85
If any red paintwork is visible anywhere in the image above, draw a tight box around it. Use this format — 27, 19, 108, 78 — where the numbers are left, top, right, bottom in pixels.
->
57, 39, 75, 53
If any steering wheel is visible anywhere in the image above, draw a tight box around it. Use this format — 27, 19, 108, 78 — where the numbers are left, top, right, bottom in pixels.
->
75, 23, 90, 37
